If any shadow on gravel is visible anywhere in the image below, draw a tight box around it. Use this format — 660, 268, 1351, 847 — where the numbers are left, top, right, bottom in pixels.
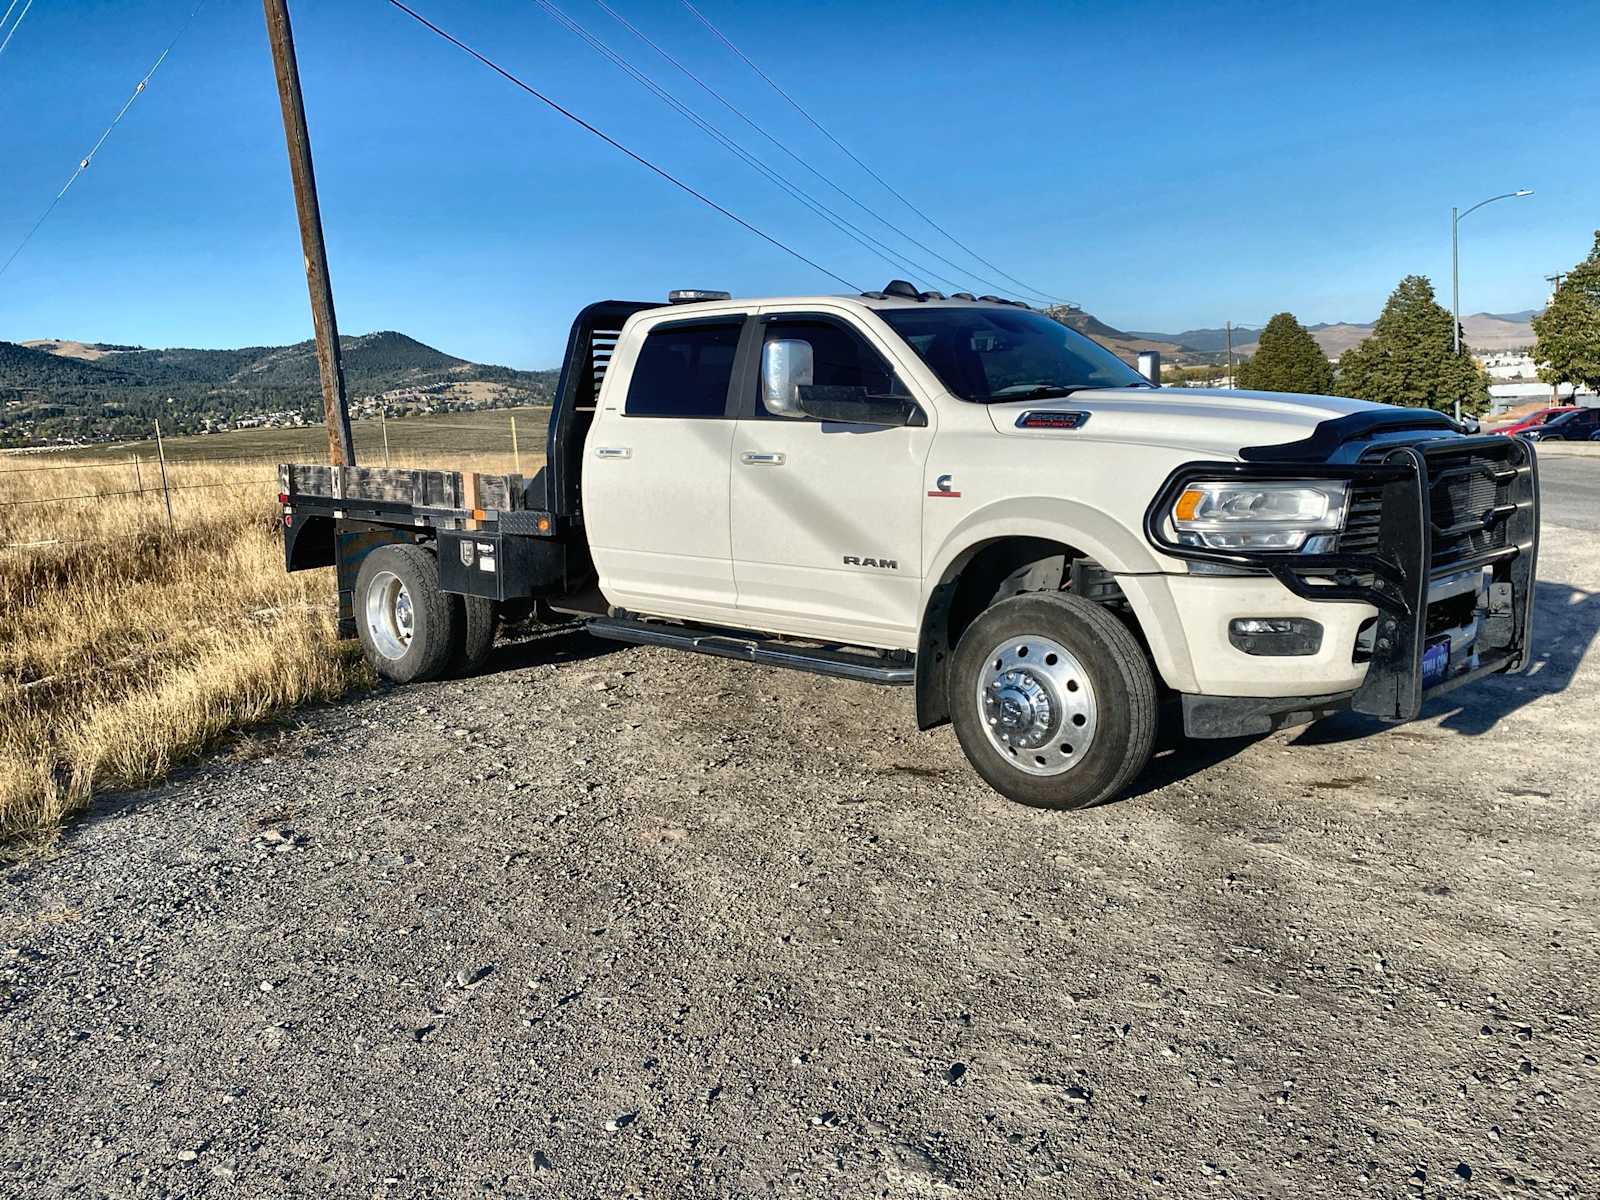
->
1115, 704, 1264, 803
483, 623, 623, 674
1293, 579, 1600, 744
1108, 579, 1598, 799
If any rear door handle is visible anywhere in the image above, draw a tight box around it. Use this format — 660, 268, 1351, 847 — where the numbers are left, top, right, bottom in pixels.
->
740, 451, 785, 465
595, 446, 631, 459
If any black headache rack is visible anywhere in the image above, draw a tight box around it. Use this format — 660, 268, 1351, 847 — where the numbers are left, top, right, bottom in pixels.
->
280, 299, 658, 634
1144, 433, 1540, 723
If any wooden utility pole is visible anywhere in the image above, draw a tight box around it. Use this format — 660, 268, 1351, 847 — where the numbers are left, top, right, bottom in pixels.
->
1225, 321, 1234, 389
262, 0, 355, 466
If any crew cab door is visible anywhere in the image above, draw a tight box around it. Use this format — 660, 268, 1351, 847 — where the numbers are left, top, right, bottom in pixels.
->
729, 311, 933, 648
582, 313, 749, 622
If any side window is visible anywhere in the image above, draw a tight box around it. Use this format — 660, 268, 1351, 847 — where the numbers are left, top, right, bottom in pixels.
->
757, 319, 904, 419
624, 320, 742, 417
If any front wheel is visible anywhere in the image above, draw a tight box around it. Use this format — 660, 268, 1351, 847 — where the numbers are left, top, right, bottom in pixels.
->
949, 592, 1157, 810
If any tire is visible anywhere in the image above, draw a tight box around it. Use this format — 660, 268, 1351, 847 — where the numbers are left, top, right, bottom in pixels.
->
949, 592, 1157, 810
353, 544, 464, 684
453, 596, 500, 676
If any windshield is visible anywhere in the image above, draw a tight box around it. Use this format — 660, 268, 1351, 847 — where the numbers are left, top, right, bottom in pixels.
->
877, 306, 1148, 402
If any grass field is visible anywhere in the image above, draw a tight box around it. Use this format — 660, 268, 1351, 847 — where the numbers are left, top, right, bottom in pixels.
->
0, 408, 549, 850
5, 404, 551, 468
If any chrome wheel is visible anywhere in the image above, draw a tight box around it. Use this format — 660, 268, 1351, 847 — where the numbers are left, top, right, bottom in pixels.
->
975, 634, 1098, 776
365, 570, 414, 661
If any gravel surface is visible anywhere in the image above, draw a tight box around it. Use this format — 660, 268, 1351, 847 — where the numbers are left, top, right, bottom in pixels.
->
4, 507, 1598, 1197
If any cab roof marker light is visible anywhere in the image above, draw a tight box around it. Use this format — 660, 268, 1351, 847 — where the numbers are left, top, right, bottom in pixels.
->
667, 289, 731, 303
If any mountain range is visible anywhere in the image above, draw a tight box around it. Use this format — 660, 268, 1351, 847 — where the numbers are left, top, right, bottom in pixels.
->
1126, 310, 1538, 361
1, 304, 1543, 446
0, 332, 557, 445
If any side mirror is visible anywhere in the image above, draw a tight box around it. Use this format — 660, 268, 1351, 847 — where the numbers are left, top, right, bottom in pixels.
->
799, 386, 925, 428
761, 339, 814, 418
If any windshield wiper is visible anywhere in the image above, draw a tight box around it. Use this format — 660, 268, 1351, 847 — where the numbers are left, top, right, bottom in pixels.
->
989, 384, 1084, 401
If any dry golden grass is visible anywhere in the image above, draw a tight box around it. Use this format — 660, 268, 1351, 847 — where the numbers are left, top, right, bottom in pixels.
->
0, 457, 368, 848
0, 442, 546, 849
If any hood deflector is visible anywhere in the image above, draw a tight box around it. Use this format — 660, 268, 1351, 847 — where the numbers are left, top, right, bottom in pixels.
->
1239, 408, 1458, 463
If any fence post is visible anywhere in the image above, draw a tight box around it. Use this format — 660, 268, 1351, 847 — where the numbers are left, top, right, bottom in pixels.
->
381, 411, 391, 466
510, 414, 520, 474
131, 454, 143, 494
153, 421, 175, 536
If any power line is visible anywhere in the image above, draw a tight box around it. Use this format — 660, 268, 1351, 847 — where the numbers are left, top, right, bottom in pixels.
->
676, 0, 1072, 308
594, 0, 1059, 304
382, 0, 859, 293
0, 0, 36, 63
532, 0, 956, 291
0, 0, 209, 282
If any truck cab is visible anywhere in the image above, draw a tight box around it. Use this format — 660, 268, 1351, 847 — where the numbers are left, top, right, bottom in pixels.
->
281, 283, 1540, 812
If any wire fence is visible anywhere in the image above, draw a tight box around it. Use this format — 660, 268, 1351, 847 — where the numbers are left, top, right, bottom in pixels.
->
0, 411, 544, 554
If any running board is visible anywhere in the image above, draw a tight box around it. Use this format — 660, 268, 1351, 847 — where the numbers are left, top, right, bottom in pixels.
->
586, 616, 914, 686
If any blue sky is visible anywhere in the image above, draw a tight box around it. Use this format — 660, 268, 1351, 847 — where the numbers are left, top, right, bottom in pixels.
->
0, 0, 1593, 369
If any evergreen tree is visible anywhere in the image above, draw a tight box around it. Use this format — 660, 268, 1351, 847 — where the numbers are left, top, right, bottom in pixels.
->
1335, 275, 1489, 413
1532, 230, 1600, 394
1234, 313, 1334, 394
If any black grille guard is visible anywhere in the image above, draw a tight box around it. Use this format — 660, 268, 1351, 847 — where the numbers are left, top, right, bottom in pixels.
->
1142, 435, 1540, 721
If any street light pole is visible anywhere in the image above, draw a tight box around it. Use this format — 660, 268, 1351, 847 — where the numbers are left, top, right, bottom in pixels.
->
1450, 189, 1534, 357
1451, 206, 1460, 355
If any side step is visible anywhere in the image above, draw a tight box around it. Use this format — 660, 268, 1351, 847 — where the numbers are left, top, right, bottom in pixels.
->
586, 616, 914, 686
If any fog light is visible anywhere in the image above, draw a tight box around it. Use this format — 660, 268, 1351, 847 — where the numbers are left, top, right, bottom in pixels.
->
1228, 617, 1323, 656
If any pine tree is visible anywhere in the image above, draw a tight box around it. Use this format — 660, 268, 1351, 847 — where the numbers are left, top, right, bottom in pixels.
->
1335, 275, 1489, 413
1532, 230, 1600, 394
1234, 313, 1334, 394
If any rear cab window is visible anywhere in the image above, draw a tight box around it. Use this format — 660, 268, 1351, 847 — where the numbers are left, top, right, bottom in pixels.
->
624, 319, 744, 418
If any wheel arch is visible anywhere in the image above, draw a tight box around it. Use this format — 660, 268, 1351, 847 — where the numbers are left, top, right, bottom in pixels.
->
915, 499, 1195, 729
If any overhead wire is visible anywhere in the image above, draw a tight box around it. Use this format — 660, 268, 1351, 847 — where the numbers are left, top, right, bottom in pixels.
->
0, 0, 36, 63
593, 0, 1054, 302
0, 0, 209, 282
676, 0, 1073, 308
532, 0, 965, 293
382, 0, 859, 292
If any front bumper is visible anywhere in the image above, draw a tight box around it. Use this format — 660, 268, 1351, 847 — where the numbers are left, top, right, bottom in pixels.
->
1144, 435, 1540, 735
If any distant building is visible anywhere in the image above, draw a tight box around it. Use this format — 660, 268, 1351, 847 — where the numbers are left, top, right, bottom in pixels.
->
1488, 380, 1598, 414
1479, 351, 1538, 381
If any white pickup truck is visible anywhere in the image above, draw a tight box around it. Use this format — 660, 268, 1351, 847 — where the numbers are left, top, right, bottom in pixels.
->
280, 282, 1540, 810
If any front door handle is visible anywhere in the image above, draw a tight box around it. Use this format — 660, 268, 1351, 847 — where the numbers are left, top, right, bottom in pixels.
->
740, 451, 785, 466
595, 446, 631, 459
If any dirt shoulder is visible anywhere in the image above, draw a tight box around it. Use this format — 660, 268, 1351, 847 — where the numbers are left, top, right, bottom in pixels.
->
3, 525, 1597, 1198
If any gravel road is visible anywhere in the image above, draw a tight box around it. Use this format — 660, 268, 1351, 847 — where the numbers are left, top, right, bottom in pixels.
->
4, 489, 1598, 1198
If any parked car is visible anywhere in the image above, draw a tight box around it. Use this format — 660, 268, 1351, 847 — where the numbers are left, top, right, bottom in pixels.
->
1491, 406, 1578, 436
1524, 408, 1600, 441
278, 284, 1541, 811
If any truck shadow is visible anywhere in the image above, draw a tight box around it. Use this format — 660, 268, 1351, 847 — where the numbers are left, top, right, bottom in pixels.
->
486, 622, 620, 672
1119, 578, 1597, 799
1291, 578, 1599, 744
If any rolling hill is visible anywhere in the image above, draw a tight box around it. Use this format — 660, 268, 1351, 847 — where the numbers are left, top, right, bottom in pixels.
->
1, 332, 558, 446
1125, 309, 1537, 363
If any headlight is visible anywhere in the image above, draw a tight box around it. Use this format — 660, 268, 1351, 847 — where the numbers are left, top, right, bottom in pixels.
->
1170, 480, 1348, 552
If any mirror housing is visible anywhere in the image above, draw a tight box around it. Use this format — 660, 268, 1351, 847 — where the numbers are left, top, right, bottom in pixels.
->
761, 339, 814, 418
799, 386, 925, 427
